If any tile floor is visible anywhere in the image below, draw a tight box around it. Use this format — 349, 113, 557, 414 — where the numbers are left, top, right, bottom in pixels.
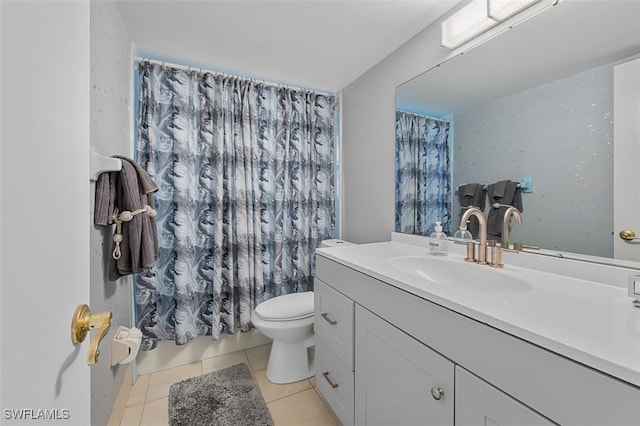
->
119, 343, 338, 426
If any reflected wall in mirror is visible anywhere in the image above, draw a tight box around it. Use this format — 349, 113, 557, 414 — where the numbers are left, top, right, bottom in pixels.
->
395, 0, 640, 259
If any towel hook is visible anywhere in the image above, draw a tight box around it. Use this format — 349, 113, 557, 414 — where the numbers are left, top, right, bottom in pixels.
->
90, 147, 122, 181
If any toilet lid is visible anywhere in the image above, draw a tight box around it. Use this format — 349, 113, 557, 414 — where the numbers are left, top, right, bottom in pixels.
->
254, 292, 314, 321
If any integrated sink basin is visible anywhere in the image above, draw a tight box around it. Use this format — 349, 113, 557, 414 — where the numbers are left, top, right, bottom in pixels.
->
387, 255, 532, 294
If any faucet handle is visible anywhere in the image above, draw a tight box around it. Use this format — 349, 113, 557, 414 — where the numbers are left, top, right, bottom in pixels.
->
488, 240, 504, 268
465, 241, 476, 262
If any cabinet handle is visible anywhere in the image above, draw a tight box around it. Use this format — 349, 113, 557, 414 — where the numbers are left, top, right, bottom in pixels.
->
322, 371, 339, 389
321, 312, 337, 325
430, 387, 444, 401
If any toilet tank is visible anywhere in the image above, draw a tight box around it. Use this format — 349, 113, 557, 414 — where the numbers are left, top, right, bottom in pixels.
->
320, 239, 353, 248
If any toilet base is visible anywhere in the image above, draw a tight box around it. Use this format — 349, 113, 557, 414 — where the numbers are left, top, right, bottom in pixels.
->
266, 336, 315, 384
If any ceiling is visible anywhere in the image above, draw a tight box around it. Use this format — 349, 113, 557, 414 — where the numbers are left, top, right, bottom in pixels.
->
115, 0, 460, 92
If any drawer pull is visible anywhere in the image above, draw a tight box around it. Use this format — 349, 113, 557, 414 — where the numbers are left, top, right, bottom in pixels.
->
321, 312, 338, 325
322, 371, 339, 389
430, 387, 444, 401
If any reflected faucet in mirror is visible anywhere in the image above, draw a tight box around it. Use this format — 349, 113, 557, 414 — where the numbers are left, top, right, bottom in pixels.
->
497, 205, 523, 249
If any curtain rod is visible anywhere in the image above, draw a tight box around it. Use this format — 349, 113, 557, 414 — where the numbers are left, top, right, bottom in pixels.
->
135, 57, 336, 97
396, 109, 450, 122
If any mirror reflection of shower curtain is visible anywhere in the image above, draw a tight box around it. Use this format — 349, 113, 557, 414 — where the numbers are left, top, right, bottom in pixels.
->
395, 111, 451, 236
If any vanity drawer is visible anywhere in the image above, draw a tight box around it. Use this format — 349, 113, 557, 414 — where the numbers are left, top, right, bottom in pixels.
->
314, 278, 355, 369
316, 336, 355, 426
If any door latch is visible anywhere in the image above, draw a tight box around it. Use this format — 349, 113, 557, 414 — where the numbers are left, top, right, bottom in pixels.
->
71, 304, 113, 364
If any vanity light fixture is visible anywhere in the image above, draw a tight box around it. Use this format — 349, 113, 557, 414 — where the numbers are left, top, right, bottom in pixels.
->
487, 0, 541, 21
441, 0, 498, 49
441, 0, 549, 49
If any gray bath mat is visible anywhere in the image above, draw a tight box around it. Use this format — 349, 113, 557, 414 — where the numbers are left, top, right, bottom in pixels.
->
168, 363, 273, 426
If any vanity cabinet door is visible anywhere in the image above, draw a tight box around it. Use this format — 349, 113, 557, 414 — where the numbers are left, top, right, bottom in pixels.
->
455, 366, 555, 426
355, 305, 454, 426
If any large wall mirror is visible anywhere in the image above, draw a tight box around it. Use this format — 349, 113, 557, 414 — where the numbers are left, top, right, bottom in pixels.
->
396, 0, 640, 259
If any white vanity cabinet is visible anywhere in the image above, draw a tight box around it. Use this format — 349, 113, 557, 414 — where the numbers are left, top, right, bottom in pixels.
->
314, 280, 355, 425
455, 367, 554, 426
315, 250, 640, 426
354, 305, 454, 425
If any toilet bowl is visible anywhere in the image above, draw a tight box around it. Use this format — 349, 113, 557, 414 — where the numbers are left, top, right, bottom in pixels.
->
251, 292, 315, 384
252, 239, 353, 384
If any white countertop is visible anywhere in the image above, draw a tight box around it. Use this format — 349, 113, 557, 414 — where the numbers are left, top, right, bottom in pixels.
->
316, 240, 640, 388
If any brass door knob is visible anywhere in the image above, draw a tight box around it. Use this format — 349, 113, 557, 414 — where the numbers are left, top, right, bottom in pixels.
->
71, 304, 112, 365
619, 229, 640, 241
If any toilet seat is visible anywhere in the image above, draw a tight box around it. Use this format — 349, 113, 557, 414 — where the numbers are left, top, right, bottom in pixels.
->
254, 291, 314, 321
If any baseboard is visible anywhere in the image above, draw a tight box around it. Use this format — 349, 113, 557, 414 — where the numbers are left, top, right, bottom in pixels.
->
136, 329, 271, 376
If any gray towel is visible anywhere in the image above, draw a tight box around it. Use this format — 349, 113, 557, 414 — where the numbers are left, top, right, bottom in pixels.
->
458, 183, 486, 238
94, 157, 159, 281
113, 155, 158, 195
492, 180, 507, 198
486, 180, 523, 237
94, 172, 116, 226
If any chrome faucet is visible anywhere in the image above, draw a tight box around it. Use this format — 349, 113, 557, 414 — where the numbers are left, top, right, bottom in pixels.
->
501, 207, 523, 249
459, 207, 487, 264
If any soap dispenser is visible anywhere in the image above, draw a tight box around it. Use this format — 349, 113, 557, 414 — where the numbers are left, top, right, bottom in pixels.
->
429, 221, 448, 256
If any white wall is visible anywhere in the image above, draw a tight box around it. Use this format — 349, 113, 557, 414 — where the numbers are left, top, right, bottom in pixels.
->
341, 18, 451, 243
90, 1, 134, 424
1, 1, 91, 424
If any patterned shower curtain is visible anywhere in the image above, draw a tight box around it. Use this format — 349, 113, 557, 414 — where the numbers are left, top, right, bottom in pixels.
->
395, 110, 451, 236
135, 62, 336, 350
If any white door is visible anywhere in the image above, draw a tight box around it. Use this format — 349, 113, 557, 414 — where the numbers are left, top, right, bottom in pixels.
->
1, 1, 91, 424
613, 57, 640, 261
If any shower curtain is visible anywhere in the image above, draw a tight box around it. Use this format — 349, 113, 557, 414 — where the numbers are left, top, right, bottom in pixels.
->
395, 110, 451, 236
135, 62, 337, 350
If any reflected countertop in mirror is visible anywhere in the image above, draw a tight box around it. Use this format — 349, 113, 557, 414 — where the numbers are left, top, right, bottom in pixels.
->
395, 0, 640, 260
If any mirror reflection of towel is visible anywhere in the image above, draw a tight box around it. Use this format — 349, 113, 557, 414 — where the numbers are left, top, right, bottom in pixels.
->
458, 183, 486, 238
486, 180, 523, 237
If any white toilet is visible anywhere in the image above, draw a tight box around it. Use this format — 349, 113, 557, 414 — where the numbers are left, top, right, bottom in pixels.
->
252, 239, 352, 384
251, 291, 315, 384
